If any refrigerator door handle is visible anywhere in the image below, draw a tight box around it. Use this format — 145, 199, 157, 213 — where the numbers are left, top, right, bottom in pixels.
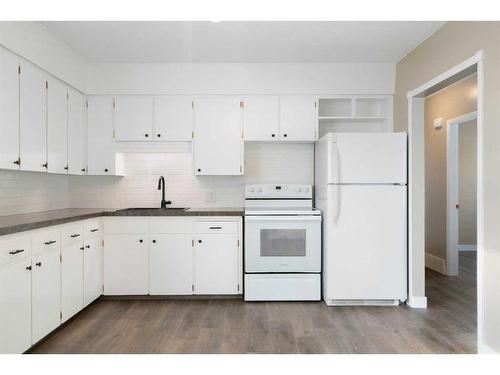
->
332, 184, 341, 225
332, 141, 341, 225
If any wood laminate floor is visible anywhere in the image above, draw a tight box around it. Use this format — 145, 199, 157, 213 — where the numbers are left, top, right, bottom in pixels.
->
30, 252, 477, 354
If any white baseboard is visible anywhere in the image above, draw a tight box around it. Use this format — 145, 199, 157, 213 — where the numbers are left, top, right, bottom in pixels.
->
478, 342, 498, 354
459, 244, 477, 252
425, 252, 446, 274
408, 295, 427, 308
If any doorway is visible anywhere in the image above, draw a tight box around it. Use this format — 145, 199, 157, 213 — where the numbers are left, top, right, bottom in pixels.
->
407, 51, 484, 350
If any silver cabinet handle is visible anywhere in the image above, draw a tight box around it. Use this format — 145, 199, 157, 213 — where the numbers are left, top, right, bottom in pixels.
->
9, 249, 24, 255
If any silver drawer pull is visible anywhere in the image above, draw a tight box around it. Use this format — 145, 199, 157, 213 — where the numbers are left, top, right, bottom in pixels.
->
70, 234, 81, 238
209, 226, 222, 230
90, 229, 99, 232
44, 240, 57, 245
9, 249, 24, 255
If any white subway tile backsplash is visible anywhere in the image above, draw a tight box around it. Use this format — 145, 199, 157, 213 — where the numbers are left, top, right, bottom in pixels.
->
0, 143, 314, 215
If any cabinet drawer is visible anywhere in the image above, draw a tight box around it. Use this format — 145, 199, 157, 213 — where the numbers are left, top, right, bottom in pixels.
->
194, 220, 238, 234
61, 224, 84, 247
150, 218, 193, 234
84, 219, 102, 238
31, 230, 61, 255
0, 237, 31, 266
103, 219, 149, 234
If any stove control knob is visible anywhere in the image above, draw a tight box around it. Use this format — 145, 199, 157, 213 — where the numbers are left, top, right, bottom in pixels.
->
256, 187, 262, 193
296, 187, 302, 193
248, 187, 255, 193
304, 187, 310, 193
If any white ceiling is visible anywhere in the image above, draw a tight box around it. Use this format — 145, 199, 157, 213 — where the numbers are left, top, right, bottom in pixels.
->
41, 21, 445, 64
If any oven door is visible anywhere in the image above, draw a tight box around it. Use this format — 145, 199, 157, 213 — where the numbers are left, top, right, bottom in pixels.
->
244, 215, 321, 273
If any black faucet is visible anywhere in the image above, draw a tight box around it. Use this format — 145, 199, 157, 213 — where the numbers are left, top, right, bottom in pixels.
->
157, 176, 171, 209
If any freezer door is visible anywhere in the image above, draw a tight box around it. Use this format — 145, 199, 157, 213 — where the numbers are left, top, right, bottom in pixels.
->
328, 132, 407, 184
326, 184, 407, 301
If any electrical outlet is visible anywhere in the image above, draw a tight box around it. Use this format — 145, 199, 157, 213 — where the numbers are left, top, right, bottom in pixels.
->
205, 191, 216, 203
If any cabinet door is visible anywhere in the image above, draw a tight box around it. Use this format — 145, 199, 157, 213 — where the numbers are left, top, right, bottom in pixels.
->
61, 243, 84, 322
0, 48, 20, 170
83, 237, 103, 307
193, 98, 243, 175
103, 235, 148, 295
87, 96, 115, 175
0, 259, 32, 354
149, 235, 193, 295
243, 96, 280, 141
154, 96, 193, 141
194, 234, 239, 294
47, 79, 68, 174
114, 97, 153, 141
32, 250, 61, 344
19, 61, 47, 172
68, 89, 87, 175
279, 96, 318, 141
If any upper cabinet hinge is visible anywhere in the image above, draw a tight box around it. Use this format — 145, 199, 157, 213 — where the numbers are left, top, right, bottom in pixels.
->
85, 100, 88, 109
241, 131, 244, 139
60, 311, 62, 320
192, 101, 194, 109
240, 100, 244, 108
238, 284, 240, 292
192, 131, 194, 139
112, 131, 115, 139
66, 93, 69, 100
102, 239, 104, 247
240, 165, 242, 173
59, 255, 62, 263
45, 81, 48, 89
192, 284, 194, 292
112, 100, 116, 109
237, 239, 240, 247
18, 65, 20, 75
315, 101, 317, 108
192, 239, 194, 247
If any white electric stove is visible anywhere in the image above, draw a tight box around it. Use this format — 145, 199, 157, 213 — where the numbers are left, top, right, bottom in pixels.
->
244, 184, 322, 301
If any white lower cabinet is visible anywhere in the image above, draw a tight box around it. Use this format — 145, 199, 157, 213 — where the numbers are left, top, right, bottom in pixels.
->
61, 243, 84, 322
104, 234, 148, 295
31, 250, 61, 344
194, 234, 239, 294
0, 258, 32, 354
149, 234, 193, 295
83, 236, 103, 307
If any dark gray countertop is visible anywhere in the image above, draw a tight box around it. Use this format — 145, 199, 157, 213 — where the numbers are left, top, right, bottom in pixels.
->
0, 207, 244, 237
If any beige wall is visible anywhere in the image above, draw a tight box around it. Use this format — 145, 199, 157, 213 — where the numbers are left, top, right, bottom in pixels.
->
424, 75, 477, 258
395, 21, 500, 352
459, 120, 477, 246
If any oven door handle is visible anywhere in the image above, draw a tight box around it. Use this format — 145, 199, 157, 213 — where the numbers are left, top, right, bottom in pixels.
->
245, 216, 321, 222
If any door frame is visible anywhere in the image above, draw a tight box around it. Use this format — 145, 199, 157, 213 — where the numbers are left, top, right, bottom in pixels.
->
446, 111, 478, 276
406, 50, 484, 349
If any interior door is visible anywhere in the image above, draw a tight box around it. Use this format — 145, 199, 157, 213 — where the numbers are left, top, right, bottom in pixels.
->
0, 48, 20, 170
87, 96, 115, 175
194, 234, 238, 294
67, 89, 87, 175
193, 97, 243, 175
61, 243, 84, 322
243, 96, 280, 141
329, 132, 407, 184
19, 61, 47, 172
103, 235, 148, 295
154, 96, 193, 141
0, 259, 32, 354
32, 250, 61, 344
83, 237, 103, 307
149, 234, 193, 295
327, 185, 407, 300
279, 96, 318, 141
114, 96, 153, 141
47, 78, 68, 174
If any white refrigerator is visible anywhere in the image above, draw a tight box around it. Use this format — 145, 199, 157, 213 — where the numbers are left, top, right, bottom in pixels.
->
315, 132, 407, 306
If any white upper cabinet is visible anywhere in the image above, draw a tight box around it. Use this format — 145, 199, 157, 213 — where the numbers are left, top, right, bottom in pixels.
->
193, 97, 243, 175
87, 96, 116, 175
154, 96, 193, 141
114, 96, 153, 141
47, 78, 68, 174
243, 96, 280, 141
279, 96, 318, 141
67, 89, 87, 175
0, 48, 20, 170
19, 61, 47, 172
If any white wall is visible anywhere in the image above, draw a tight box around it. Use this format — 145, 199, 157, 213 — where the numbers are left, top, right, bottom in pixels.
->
0, 22, 89, 91
86, 62, 395, 95
68, 143, 313, 209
